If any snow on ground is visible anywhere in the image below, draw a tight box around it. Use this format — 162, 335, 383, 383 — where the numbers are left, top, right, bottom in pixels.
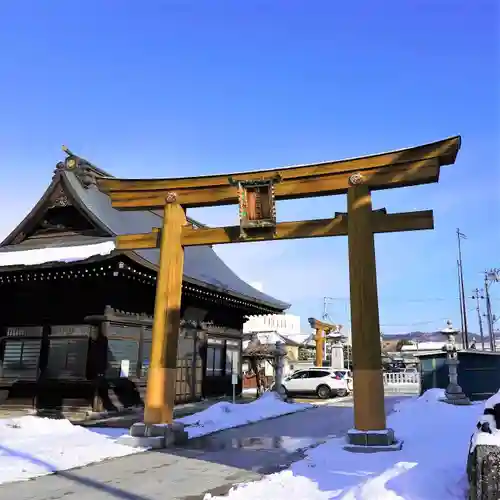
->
179, 392, 311, 438
206, 389, 485, 500
0, 415, 143, 485
0, 392, 310, 485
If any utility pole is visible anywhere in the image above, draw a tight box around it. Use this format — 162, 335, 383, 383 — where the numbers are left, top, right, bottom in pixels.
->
484, 269, 500, 352
485, 277, 495, 352
457, 229, 469, 348
457, 260, 465, 347
471, 288, 485, 350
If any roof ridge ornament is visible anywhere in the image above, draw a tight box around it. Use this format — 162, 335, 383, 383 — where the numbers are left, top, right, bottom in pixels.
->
54, 145, 97, 189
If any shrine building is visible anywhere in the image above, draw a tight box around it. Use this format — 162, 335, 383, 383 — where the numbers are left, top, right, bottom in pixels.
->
0, 152, 288, 412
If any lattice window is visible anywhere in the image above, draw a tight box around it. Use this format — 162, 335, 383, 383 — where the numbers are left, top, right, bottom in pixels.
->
1, 339, 41, 380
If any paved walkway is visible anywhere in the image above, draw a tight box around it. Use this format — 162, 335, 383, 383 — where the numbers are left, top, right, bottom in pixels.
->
0, 396, 405, 500
79, 397, 251, 429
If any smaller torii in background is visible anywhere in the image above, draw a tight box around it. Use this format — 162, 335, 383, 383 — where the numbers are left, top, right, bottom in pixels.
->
308, 317, 343, 367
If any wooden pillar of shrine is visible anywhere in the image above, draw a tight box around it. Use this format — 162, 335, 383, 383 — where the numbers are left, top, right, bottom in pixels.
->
144, 196, 185, 425
347, 182, 386, 433
315, 328, 323, 367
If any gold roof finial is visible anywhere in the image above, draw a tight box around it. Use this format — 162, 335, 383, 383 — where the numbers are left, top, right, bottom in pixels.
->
62, 145, 75, 157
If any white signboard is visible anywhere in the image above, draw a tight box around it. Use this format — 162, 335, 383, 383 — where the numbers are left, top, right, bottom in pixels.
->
232, 373, 238, 385
120, 359, 130, 378
330, 345, 344, 369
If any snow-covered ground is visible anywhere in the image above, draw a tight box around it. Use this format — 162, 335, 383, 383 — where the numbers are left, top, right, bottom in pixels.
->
179, 392, 311, 439
0, 416, 141, 485
206, 389, 486, 500
0, 392, 310, 486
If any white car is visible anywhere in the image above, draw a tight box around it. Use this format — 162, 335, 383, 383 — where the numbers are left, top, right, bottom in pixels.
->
281, 367, 350, 399
403, 367, 418, 374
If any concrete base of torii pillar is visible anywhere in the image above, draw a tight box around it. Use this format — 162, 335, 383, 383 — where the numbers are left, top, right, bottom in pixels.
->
344, 428, 403, 453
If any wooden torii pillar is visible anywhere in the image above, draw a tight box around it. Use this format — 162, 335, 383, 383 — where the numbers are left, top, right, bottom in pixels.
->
308, 318, 340, 367
95, 135, 461, 450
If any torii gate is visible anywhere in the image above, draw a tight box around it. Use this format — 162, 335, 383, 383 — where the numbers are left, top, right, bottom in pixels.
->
97, 135, 461, 450
308, 317, 341, 367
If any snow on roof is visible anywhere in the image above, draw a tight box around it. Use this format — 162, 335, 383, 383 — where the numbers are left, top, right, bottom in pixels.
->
401, 341, 447, 351
0, 241, 115, 267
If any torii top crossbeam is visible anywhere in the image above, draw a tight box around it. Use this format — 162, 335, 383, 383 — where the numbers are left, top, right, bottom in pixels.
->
308, 318, 340, 332
97, 136, 460, 210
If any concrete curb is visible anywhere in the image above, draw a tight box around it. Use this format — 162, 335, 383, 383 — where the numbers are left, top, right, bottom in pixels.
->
306, 395, 353, 406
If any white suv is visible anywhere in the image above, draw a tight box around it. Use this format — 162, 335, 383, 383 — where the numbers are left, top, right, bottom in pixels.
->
282, 368, 350, 399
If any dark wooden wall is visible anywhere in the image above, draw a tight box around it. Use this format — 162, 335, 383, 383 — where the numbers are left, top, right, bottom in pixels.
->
0, 256, 257, 410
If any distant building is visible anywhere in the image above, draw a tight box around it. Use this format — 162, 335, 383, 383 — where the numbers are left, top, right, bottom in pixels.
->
243, 313, 319, 348
400, 339, 463, 355
242, 313, 353, 374
243, 313, 301, 336
242, 314, 318, 380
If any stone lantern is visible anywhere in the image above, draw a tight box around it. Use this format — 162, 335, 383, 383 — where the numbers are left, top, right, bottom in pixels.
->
273, 341, 287, 400
440, 320, 470, 405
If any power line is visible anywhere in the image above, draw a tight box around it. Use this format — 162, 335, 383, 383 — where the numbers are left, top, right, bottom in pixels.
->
380, 312, 476, 328
341, 307, 476, 329
316, 296, 500, 303
380, 319, 454, 327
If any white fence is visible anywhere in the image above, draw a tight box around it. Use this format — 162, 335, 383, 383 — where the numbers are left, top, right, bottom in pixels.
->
383, 372, 421, 394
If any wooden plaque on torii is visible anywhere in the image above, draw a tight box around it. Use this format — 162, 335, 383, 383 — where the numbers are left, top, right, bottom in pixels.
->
96, 135, 461, 438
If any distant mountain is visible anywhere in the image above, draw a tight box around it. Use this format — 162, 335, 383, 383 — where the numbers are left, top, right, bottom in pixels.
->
382, 331, 498, 342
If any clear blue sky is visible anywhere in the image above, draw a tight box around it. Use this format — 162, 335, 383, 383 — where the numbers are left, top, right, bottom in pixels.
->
0, 1, 498, 334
